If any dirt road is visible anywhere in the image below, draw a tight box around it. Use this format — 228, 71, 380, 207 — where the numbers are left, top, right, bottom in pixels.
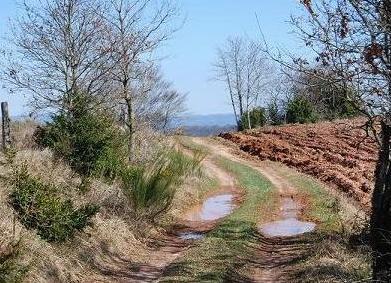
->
190, 137, 317, 282
121, 137, 358, 282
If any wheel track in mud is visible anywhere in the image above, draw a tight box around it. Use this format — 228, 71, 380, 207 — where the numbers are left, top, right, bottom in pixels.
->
233, 235, 314, 282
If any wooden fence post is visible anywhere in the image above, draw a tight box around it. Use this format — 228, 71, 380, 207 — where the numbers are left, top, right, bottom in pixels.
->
1, 102, 11, 151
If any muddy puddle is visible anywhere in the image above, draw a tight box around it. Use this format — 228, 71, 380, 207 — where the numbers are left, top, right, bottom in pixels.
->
259, 197, 316, 237
178, 232, 205, 240
184, 193, 235, 222
178, 193, 236, 241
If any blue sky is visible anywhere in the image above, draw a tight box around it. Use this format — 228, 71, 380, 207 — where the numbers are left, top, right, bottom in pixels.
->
0, 0, 302, 116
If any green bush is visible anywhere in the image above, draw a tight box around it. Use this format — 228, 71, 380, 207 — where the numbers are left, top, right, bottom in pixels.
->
286, 95, 319, 124
322, 94, 359, 120
121, 148, 203, 222
267, 100, 284, 125
241, 107, 267, 130
10, 165, 98, 242
0, 241, 27, 283
34, 95, 127, 178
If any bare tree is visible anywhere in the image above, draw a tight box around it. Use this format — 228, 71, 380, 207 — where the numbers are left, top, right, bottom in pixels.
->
132, 64, 186, 132
214, 36, 271, 130
104, 0, 180, 158
2, 0, 113, 113
282, 0, 391, 279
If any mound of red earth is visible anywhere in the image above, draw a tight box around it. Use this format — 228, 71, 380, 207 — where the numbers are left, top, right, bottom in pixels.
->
220, 119, 378, 208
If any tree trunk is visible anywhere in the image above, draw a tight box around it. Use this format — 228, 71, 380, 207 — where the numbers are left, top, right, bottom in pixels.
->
371, 120, 391, 281
1, 102, 11, 151
126, 97, 134, 161
247, 109, 251, 130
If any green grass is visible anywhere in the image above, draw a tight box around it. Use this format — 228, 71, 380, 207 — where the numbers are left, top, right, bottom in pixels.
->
291, 175, 342, 232
215, 157, 277, 223
160, 156, 278, 282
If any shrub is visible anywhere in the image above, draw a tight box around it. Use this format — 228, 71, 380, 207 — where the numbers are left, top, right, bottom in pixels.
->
121, 148, 203, 222
241, 107, 267, 130
286, 95, 319, 124
322, 94, 360, 120
267, 100, 284, 125
0, 241, 27, 283
34, 95, 127, 178
10, 165, 98, 242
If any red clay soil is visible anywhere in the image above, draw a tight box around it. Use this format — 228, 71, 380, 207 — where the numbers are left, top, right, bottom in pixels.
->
220, 118, 378, 209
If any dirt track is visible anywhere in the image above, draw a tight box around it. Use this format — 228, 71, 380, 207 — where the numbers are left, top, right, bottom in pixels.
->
191, 137, 315, 282
114, 136, 352, 282
101, 139, 243, 282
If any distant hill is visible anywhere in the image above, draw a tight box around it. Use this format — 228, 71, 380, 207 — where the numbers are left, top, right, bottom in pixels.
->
173, 113, 236, 127
172, 113, 237, 136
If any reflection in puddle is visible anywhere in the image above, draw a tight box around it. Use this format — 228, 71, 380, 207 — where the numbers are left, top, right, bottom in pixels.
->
178, 232, 205, 240
260, 218, 316, 237
185, 194, 234, 222
259, 197, 316, 237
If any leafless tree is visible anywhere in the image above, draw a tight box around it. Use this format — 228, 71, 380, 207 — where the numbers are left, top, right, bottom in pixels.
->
2, 0, 113, 113
278, 0, 391, 279
267, 73, 293, 124
214, 36, 271, 130
104, 0, 180, 158
132, 64, 186, 133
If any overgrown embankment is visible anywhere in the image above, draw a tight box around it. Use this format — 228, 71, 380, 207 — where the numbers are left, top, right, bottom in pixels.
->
0, 121, 207, 283
0, 123, 372, 282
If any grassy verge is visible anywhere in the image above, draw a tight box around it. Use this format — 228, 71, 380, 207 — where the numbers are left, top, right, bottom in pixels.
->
263, 161, 372, 281
265, 161, 343, 233
167, 137, 220, 220
215, 157, 278, 223
160, 156, 278, 282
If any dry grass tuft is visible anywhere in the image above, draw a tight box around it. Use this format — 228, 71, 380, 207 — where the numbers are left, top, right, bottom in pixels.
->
10, 119, 40, 150
297, 234, 372, 282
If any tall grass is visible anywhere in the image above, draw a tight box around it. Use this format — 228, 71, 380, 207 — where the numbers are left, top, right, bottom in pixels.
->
121, 148, 204, 222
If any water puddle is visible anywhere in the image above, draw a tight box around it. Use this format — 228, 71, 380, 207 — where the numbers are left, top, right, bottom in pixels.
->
260, 218, 316, 237
178, 232, 205, 241
259, 197, 316, 237
184, 193, 235, 222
